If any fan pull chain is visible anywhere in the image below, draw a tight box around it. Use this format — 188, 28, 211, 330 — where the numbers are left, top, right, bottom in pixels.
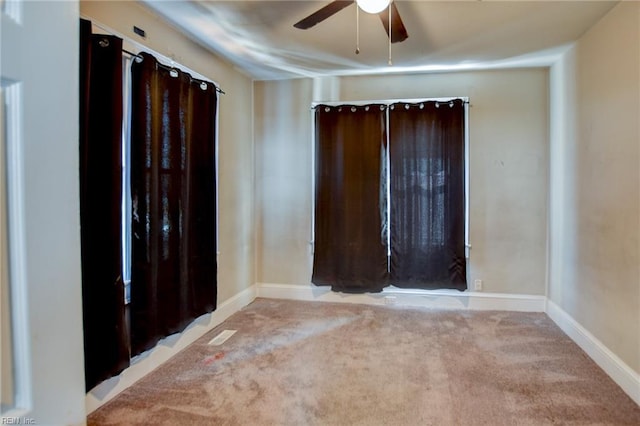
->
356, 5, 360, 54
388, 2, 392, 65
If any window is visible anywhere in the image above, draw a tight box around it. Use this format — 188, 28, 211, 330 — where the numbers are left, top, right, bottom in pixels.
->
312, 98, 468, 293
80, 19, 221, 389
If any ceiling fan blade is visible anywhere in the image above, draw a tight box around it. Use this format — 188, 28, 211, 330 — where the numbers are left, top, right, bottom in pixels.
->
294, 0, 355, 29
379, 2, 408, 43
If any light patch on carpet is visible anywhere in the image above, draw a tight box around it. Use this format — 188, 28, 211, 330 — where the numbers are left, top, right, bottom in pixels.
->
207, 329, 236, 346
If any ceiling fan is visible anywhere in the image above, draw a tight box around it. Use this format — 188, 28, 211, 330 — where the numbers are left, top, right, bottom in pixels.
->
293, 0, 409, 44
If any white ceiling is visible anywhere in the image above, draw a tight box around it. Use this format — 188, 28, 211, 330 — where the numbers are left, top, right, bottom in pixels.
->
142, 0, 618, 80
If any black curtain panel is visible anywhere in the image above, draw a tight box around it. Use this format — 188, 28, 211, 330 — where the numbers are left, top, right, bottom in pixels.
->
79, 19, 130, 391
388, 100, 467, 290
129, 53, 217, 356
312, 104, 388, 293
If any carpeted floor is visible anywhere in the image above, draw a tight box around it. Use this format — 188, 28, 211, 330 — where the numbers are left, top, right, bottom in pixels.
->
88, 298, 640, 425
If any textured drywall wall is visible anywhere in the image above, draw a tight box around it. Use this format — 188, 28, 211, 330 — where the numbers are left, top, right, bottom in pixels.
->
255, 68, 549, 296
549, 2, 640, 373
255, 78, 315, 286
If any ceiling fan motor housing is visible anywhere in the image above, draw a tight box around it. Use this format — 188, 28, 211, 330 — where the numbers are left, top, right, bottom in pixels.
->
357, 0, 391, 14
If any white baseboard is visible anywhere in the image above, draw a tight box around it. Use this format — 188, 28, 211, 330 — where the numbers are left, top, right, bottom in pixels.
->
85, 284, 257, 414
256, 282, 547, 312
546, 300, 640, 406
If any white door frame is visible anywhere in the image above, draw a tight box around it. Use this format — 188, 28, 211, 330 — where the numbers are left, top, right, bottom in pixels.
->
1, 1, 86, 423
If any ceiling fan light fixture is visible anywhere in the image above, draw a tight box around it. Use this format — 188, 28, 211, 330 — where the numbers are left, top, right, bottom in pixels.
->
356, 0, 391, 14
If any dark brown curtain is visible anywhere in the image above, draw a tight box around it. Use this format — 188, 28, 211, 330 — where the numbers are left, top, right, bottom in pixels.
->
312, 105, 388, 293
79, 19, 129, 390
129, 52, 217, 356
388, 100, 466, 290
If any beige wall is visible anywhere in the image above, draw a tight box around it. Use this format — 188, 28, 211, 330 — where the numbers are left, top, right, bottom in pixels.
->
549, 2, 640, 373
255, 69, 549, 295
80, 1, 255, 304
255, 79, 315, 286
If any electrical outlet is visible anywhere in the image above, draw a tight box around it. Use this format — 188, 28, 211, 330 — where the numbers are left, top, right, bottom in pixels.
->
474, 279, 483, 291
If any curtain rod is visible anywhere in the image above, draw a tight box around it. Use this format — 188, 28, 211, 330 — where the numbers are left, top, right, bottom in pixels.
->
122, 48, 225, 95
310, 97, 469, 109
123, 48, 142, 60
84, 17, 225, 95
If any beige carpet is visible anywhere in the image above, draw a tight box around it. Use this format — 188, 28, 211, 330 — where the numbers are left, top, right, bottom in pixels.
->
88, 298, 640, 425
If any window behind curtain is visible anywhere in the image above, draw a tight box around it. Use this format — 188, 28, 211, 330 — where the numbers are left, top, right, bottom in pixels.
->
312, 104, 389, 293
312, 99, 467, 293
79, 19, 130, 390
129, 52, 218, 356
388, 100, 467, 290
